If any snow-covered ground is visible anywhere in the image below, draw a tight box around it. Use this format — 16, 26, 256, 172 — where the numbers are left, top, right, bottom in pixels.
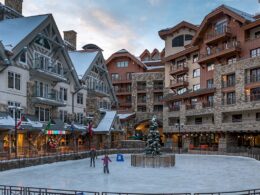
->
0, 154, 260, 193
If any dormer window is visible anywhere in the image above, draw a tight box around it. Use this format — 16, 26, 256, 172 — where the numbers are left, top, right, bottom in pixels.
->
19, 51, 27, 64
35, 37, 51, 50
172, 35, 184, 47
215, 20, 227, 34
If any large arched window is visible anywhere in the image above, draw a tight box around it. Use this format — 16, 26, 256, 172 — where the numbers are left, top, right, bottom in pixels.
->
172, 35, 184, 47
35, 37, 51, 50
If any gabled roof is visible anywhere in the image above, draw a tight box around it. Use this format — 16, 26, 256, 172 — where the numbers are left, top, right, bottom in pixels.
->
139, 49, 151, 59
0, 14, 49, 51
151, 48, 159, 58
106, 49, 147, 70
159, 21, 199, 40
69, 50, 99, 77
192, 4, 255, 45
0, 14, 81, 88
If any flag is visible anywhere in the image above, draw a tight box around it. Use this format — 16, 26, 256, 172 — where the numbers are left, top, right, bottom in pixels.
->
15, 115, 25, 129
88, 122, 93, 137
44, 120, 51, 132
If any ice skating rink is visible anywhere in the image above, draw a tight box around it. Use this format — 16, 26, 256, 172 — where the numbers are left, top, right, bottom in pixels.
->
0, 154, 260, 193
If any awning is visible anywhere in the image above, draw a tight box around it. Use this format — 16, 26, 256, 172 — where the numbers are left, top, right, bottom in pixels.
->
0, 112, 15, 130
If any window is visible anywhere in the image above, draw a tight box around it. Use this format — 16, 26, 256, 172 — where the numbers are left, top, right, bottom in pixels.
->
60, 88, 67, 101
172, 35, 184, 47
251, 48, 260, 57
77, 113, 84, 124
215, 20, 227, 34
207, 63, 214, 71
193, 69, 200, 78
59, 110, 68, 122
35, 107, 50, 122
111, 73, 119, 80
232, 114, 242, 123
207, 79, 214, 88
126, 72, 132, 80
193, 84, 200, 91
195, 117, 202, 124
227, 92, 236, 104
177, 88, 187, 95
185, 34, 193, 41
227, 74, 235, 87
207, 95, 214, 106
176, 59, 186, 67
77, 93, 83, 104
256, 113, 260, 121
227, 57, 237, 65
154, 105, 163, 112
8, 101, 21, 119
8, 71, 20, 90
137, 106, 146, 112
255, 31, 260, 39
35, 37, 51, 50
19, 51, 27, 64
116, 61, 128, 68
34, 52, 51, 70
193, 54, 198, 63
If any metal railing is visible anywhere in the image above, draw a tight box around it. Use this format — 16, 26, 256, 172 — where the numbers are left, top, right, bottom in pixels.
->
186, 104, 196, 110
33, 59, 65, 78
245, 75, 260, 84
202, 102, 213, 108
0, 185, 99, 195
168, 105, 180, 111
245, 93, 260, 102
33, 87, 63, 102
206, 26, 231, 40
221, 80, 235, 88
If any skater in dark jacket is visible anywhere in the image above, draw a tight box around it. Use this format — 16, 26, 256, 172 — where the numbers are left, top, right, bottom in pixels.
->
90, 148, 97, 167
102, 154, 112, 174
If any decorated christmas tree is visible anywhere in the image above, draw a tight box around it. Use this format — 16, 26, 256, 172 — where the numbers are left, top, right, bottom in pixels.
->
145, 115, 161, 155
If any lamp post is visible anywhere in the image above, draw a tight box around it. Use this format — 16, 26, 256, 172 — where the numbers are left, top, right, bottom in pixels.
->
175, 122, 184, 154
8, 105, 23, 159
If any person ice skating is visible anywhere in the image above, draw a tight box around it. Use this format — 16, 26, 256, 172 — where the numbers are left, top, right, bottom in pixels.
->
102, 154, 112, 174
90, 147, 97, 167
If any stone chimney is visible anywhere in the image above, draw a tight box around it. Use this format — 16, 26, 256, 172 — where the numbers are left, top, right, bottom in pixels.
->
5, 0, 23, 14
63, 30, 77, 51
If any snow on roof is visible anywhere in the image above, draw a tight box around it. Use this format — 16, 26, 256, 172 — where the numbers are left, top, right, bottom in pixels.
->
94, 110, 117, 132
116, 49, 128, 54
0, 14, 49, 51
0, 113, 15, 128
223, 5, 255, 22
146, 66, 165, 70
118, 113, 135, 120
69, 51, 98, 76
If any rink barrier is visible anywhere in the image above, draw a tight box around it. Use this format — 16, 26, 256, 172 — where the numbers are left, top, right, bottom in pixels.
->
0, 185, 99, 195
102, 192, 191, 195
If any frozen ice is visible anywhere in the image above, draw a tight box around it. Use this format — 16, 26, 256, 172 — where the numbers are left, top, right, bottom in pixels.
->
0, 154, 260, 193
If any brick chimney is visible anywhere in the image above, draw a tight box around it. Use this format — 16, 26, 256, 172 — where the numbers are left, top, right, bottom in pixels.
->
64, 30, 77, 51
5, 0, 23, 14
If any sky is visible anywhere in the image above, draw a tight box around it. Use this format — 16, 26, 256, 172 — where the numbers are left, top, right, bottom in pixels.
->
0, 0, 259, 58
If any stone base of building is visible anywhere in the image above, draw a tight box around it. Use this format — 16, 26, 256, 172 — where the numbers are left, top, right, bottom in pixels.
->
131, 154, 175, 168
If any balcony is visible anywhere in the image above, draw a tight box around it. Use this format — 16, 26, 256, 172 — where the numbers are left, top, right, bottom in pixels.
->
245, 75, 260, 88
245, 93, 260, 102
112, 76, 132, 84
169, 80, 189, 90
137, 85, 146, 93
120, 101, 132, 107
87, 86, 110, 97
186, 104, 196, 110
115, 88, 132, 95
198, 41, 241, 64
154, 98, 163, 105
31, 60, 67, 82
32, 87, 66, 107
222, 98, 236, 105
169, 63, 189, 76
202, 102, 214, 108
205, 26, 232, 45
153, 84, 164, 92
137, 99, 146, 105
168, 105, 180, 112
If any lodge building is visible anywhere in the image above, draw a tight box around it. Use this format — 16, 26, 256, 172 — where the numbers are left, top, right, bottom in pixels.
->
106, 49, 165, 139
160, 5, 260, 151
0, 0, 122, 156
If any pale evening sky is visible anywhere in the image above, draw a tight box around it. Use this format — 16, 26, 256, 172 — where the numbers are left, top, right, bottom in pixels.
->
0, 0, 259, 58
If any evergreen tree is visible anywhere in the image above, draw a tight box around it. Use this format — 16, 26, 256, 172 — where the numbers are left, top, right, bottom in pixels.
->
145, 115, 161, 155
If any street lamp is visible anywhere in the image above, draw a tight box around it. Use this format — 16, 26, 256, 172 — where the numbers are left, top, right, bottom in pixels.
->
175, 122, 184, 154
8, 105, 23, 158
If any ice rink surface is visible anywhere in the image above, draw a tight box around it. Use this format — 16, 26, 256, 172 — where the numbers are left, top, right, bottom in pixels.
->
0, 154, 260, 193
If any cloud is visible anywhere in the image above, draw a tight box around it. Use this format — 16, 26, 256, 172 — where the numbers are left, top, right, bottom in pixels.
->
147, 0, 163, 6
